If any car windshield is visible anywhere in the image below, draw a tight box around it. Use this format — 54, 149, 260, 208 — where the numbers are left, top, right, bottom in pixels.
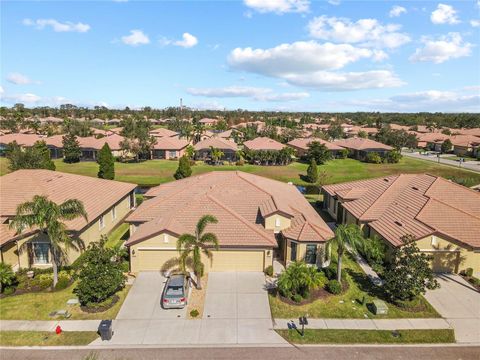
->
165, 285, 184, 298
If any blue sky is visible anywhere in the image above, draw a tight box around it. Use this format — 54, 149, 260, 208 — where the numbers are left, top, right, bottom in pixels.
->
1, 0, 479, 112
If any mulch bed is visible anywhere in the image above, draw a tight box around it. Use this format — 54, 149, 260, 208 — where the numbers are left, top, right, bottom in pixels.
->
80, 295, 119, 313
275, 280, 350, 306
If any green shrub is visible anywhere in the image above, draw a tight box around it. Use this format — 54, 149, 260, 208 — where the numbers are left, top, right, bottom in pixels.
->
190, 309, 199, 318
0, 262, 16, 293
326, 280, 342, 294
292, 294, 303, 303
54, 276, 70, 290
366, 152, 382, 164
385, 150, 402, 163
277, 262, 324, 298
37, 274, 53, 289
470, 277, 480, 287
236, 159, 245, 166
120, 261, 130, 273
323, 265, 336, 280
465, 268, 474, 277
338, 148, 349, 159
3, 286, 15, 295
264, 265, 274, 277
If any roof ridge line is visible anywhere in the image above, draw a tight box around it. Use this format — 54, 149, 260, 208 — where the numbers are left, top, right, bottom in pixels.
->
356, 174, 403, 219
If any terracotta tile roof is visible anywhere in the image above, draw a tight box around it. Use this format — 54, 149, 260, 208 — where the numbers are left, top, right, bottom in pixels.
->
243, 137, 286, 151
193, 137, 238, 151
416, 133, 450, 143
126, 171, 334, 247
453, 128, 480, 137
44, 135, 64, 148
333, 137, 393, 151
0, 134, 44, 147
323, 174, 480, 248
0, 170, 136, 246
153, 136, 189, 150
78, 134, 125, 150
149, 128, 179, 137
199, 118, 218, 124
287, 138, 345, 151
449, 135, 480, 147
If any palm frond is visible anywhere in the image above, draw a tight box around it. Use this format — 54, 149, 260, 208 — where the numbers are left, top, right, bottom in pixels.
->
200, 232, 219, 250
59, 199, 88, 222
196, 215, 218, 237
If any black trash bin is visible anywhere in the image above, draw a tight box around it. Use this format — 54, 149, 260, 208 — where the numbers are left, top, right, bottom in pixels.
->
98, 320, 113, 341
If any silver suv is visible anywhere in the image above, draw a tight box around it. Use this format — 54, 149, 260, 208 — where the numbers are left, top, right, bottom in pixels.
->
161, 274, 189, 309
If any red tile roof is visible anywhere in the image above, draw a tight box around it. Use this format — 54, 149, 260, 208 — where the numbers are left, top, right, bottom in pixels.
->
243, 137, 285, 151
193, 137, 238, 151
323, 175, 480, 248
0, 134, 44, 147
153, 136, 189, 150
287, 138, 345, 151
149, 128, 179, 137
333, 137, 393, 151
126, 171, 334, 247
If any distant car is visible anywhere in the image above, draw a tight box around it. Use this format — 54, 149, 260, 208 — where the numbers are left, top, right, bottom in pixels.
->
161, 274, 190, 309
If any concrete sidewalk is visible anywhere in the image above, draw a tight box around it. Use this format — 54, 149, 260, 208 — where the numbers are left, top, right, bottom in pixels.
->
0, 320, 101, 332
273, 318, 451, 331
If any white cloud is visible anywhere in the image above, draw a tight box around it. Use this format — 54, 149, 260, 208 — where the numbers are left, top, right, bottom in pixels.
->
431, 4, 460, 25
389, 5, 407, 17
243, 0, 309, 14
0, 86, 4, 95
471, 19, 480, 27
186, 86, 309, 102
1, 92, 42, 104
173, 33, 198, 48
22, 18, 90, 33
307, 16, 410, 49
6, 73, 37, 85
409, 33, 472, 63
121, 30, 150, 46
228, 41, 404, 91
328, 0, 341, 5
341, 89, 480, 112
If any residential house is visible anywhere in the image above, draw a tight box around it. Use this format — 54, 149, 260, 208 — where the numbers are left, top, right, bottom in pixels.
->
416, 133, 451, 151
333, 137, 393, 161
0, 134, 44, 156
322, 174, 480, 273
450, 135, 480, 157
243, 137, 285, 151
149, 128, 179, 138
193, 137, 238, 162
77, 134, 126, 160
287, 137, 345, 158
0, 170, 136, 270
126, 172, 334, 272
198, 118, 218, 126
151, 137, 189, 159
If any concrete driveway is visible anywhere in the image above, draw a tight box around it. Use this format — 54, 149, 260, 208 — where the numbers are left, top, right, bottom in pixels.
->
91, 271, 286, 346
425, 274, 480, 344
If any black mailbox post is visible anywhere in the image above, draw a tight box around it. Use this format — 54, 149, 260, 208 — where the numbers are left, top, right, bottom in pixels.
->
299, 316, 308, 337
98, 320, 113, 341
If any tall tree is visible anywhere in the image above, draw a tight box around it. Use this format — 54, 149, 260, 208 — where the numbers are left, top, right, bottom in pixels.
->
177, 215, 219, 289
331, 224, 364, 282
306, 159, 318, 183
174, 155, 192, 180
32, 141, 56, 171
10, 195, 87, 287
441, 139, 452, 154
6, 141, 55, 171
306, 141, 333, 165
97, 143, 115, 180
62, 133, 82, 163
210, 146, 224, 165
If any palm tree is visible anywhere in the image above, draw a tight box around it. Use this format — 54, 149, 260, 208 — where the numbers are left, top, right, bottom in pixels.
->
209, 147, 224, 165
10, 195, 87, 287
177, 215, 219, 289
331, 224, 364, 282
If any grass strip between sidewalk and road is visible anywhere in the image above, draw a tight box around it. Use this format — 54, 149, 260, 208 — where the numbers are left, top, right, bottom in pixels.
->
0, 331, 99, 346
276, 329, 455, 344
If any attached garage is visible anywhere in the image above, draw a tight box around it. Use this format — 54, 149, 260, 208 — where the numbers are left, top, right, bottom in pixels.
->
428, 251, 460, 273
136, 249, 178, 271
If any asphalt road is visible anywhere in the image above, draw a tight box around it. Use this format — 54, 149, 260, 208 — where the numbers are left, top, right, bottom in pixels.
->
402, 152, 480, 173
1, 346, 479, 360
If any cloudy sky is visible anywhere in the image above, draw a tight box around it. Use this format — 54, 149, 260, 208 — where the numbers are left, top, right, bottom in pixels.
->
1, 0, 479, 112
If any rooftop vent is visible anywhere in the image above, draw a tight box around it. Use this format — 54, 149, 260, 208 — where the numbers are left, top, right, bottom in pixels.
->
412, 186, 419, 190
394, 221, 403, 227
383, 178, 390, 182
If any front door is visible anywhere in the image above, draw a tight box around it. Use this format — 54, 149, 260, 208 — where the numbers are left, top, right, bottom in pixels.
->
305, 244, 317, 265
290, 242, 297, 261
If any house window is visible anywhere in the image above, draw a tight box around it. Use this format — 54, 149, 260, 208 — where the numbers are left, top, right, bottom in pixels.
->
33, 243, 50, 264
111, 206, 117, 220
163, 234, 169, 243
431, 236, 438, 246
99, 215, 105, 230
290, 242, 297, 261
169, 151, 177, 158
305, 244, 317, 265
275, 217, 281, 227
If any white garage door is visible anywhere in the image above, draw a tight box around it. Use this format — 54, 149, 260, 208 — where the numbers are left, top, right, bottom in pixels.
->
208, 250, 264, 272
137, 249, 178, 271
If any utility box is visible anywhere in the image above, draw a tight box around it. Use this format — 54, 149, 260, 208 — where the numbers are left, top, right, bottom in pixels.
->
372, 300, 388, 315
98, 320, 113, 341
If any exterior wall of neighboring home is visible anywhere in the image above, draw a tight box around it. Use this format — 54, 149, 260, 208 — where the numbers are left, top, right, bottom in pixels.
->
195, 148, 237, 162
2, 192, 134, 269
350, 149, 390, 161
48, 147, 64, 159
453, 145, 472, 157
344, 210, 358, 226
151, 148, 185, 160
129, 231, 273, 273
264, 214, 291, 233
284, 239, 329, 268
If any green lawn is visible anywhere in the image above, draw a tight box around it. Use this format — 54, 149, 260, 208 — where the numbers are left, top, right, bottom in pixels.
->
0, 331, 99, 346
0, 284, 130, 320
104, 223, 129, 249
1, 156, 479, 187
276, 329, 455, 344
269, 252, 439, 319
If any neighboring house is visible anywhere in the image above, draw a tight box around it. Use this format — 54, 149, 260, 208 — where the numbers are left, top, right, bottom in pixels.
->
287, 137, 345, 158
77, 134, 126, 160
125, 172, 334, 273
333, 138, 393, 160
193, 137, 238, 162
453, 128, 480, 138
44, 135, 65, 159
0, 170, 136, 270
0, 134, 44, 156
322, 174, 480, 273
198, 118, 218, 126
449, 135, 480, 157
243, 137, 285, 151
151, 137, 189, 159
149, 128, 179, 138
416, 133, 451, 151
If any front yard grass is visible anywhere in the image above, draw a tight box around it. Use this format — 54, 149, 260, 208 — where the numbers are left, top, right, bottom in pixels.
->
269, 252, 439, 319
276, 329, 455, 344
0, 331, 99, 346
0, 284, 130, 320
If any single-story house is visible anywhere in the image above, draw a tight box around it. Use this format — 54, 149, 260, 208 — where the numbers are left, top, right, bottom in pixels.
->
416, 133, 451, 151
287, 137, 345, 158
0, 170, 136, 270
149, 128, 179, 138
198, 118, 219, 126
322, 174, 480, 273
333, 137, 393, 161
243, 137, 285, 151
44, 135, 65, 159
0, 134, 45, 156
193, 137, 238, 162
125, 171, 334, 273
77, 134, 126, 160
151, 137, 189, 159
450, 135, 480, 157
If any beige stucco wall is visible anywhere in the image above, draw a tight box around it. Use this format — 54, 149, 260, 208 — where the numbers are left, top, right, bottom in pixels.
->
264, 214, 291, 233
129, 231, 273, 273
344, 210, 358, 225
284, 239, 329, 267
324, 193, 338, 220
1, 192, 133, 269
